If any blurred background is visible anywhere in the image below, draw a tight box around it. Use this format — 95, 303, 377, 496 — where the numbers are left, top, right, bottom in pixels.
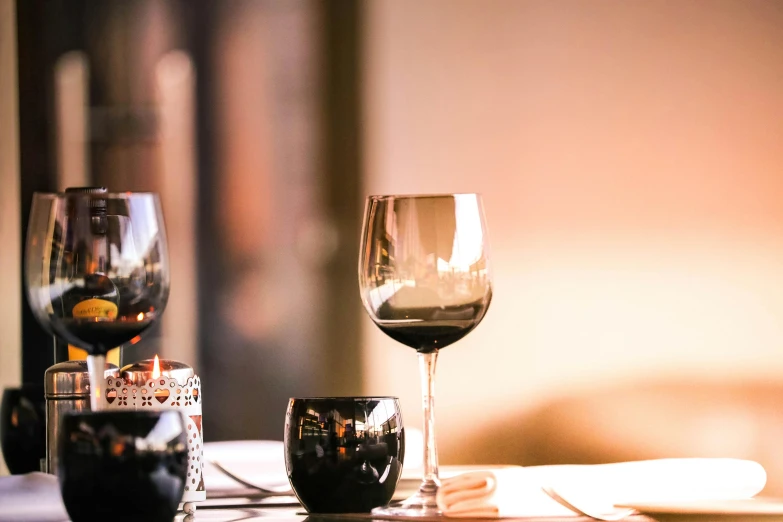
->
3, 0, 783, 494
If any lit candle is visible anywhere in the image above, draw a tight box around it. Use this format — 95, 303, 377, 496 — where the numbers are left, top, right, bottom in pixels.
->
120, 354, 194, 387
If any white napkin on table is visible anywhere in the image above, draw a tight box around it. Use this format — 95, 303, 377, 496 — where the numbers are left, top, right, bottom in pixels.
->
202, 440, 289, 493
0, 473, 68, 522
436, 458, 766, 518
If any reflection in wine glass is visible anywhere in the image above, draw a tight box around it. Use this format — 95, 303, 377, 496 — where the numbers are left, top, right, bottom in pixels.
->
359, 194, 492, 516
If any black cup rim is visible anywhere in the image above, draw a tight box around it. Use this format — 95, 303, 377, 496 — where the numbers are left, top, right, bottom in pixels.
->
289, 396, 399, 401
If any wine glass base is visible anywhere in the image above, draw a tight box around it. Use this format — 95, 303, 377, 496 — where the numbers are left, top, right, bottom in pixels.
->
372, 491, 442, 518
371, 506, 443, 518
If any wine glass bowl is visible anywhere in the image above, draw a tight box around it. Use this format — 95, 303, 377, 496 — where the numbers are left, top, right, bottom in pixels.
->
26, 191, 169, 355
358, 193, 492, 516
359, 194, 491, 352
25, 190, 170, 409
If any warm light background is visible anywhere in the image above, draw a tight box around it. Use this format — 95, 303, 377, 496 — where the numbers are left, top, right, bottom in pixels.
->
361, 0, 783, 479
4, 0, 783, 483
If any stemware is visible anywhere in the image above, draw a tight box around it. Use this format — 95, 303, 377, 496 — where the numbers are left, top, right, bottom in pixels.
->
358, 193, 492, 516
25, 189, 170, 410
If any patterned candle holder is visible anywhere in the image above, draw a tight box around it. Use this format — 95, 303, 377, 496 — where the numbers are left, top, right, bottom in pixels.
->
103, 357, 205, 507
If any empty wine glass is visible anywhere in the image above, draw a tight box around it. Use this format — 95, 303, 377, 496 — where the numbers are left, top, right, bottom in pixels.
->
358, 193, 492, 516
25, 188, 170, 411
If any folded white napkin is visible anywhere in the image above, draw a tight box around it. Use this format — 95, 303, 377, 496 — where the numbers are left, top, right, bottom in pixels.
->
0, 473, 68, 522
436, 458, 767, 518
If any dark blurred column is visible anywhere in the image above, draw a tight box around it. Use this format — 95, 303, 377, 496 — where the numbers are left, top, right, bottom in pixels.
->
16, 0, 63, 382
320, 0, 364, 396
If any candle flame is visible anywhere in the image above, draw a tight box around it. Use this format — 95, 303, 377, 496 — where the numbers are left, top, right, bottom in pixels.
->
152, 355, 161, 379
137, 312, 145, 321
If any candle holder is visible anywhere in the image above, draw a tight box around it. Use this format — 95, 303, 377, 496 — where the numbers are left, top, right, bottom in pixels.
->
103, 357, 205, 506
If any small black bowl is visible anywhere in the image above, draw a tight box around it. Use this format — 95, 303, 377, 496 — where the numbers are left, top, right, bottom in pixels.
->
284, 397, 404, 513
1, 384, 46, 474
59, 410, 188, 522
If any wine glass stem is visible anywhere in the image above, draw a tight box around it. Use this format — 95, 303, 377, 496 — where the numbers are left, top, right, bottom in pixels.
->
418, 349, 440, 499
86, 354, 105, 411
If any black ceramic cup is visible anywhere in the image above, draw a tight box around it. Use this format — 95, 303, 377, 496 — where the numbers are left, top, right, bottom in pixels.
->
284, 397, 404, 513
59, 410, 188, 522
1, 384, 46, 474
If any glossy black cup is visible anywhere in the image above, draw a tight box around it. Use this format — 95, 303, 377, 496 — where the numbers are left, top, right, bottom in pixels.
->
284, 397, 404, 513
59, 410, 188, 522
1, 384, 46, 474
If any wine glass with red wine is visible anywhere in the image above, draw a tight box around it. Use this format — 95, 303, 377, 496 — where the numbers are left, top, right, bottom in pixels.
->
358, 193, 492, 516
26, 188, 170, 410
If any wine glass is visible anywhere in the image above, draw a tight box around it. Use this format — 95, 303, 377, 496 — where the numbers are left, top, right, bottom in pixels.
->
25, 188, 170, 411
358, 193, 492, 516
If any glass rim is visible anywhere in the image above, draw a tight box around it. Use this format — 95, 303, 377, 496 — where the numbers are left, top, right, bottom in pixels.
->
289, 396, 399, 401
32, 191, 160, 199
367, 192, 482, 200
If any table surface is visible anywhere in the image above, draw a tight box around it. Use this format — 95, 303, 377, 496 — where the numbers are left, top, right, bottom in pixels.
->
9, 470, 782, 522
11, 489, 780, 522
166, 475, 783, 522
170, 506, 779, 522
164, 494, 783, 522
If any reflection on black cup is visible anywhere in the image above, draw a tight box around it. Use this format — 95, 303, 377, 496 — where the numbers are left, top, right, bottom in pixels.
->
1, 385, 46, 474
59, 410, 188, 522
284, 397, 404, 513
